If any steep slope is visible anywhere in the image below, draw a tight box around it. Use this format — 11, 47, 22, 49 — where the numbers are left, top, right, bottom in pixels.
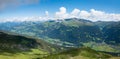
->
0, 31, 62, 53
0, 31, 66, 59
102, 22, 120, 45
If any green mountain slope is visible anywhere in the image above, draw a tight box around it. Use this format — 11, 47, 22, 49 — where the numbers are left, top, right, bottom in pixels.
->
0, 19, 103, 46
0, 23, 120, 59
0, 18, 120, 53
0, 31, 63, 53
103, 22, 120, 45
41, 47, 120, 59
0, 31, 64, 59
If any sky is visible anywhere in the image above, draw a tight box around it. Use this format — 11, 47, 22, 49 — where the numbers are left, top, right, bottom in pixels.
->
0, 0, 120, 22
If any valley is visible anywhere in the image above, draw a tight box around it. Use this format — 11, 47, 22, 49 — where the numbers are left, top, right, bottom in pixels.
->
0, 18, 120, 59
0, 18, 120, 52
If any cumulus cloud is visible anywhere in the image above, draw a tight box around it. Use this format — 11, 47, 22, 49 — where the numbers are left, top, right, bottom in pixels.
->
84, 9, 120, 21
1, 7, 120, 22
0, 0, 39, 10
55, 7, 69, 19
79, 10, 90, 19
55, 7, 120, 21
71, 8, 80, 18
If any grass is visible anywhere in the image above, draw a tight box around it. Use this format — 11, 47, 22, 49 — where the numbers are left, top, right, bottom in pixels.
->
0, 49, 48, 59
82, 42, 120, 52
0, 47, 119, 59
40, 47, 112, 59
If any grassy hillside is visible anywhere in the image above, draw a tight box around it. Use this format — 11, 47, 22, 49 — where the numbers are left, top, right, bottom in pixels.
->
0, 31, 64, 59
40, 47, 120, 59
0, 31, 120, 59
0, 31, 63, 53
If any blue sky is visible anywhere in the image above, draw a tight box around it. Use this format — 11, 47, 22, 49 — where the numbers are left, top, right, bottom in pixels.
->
0, 0, 120, 22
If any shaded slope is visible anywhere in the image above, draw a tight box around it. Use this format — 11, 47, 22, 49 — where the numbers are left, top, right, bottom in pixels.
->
102, 22, 120, 45
0, 31, 62, 53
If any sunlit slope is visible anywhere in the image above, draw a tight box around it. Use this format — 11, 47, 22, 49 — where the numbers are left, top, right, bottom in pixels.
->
41, 47, 116, 59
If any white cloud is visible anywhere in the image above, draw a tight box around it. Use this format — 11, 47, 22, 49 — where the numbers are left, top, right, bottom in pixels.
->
89, 9, 106, 21
1, 16, 50, 22
1, 7, 120, 22
71, 8, 80, 18
54, 7, 120, 21
79, 10, 91, 19
55, 7, 69, 19
88, 9, 120, 21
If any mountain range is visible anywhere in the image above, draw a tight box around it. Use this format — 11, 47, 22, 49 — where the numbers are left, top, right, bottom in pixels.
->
0, 30, 120, 59
0, 18, 120, 59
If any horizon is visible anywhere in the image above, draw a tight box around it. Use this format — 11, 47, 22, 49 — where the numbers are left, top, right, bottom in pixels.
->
0, 0, 120, 22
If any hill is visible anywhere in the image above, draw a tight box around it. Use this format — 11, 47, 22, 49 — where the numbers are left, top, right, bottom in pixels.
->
0, 31, 63, 59
41, 47, 120, 59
